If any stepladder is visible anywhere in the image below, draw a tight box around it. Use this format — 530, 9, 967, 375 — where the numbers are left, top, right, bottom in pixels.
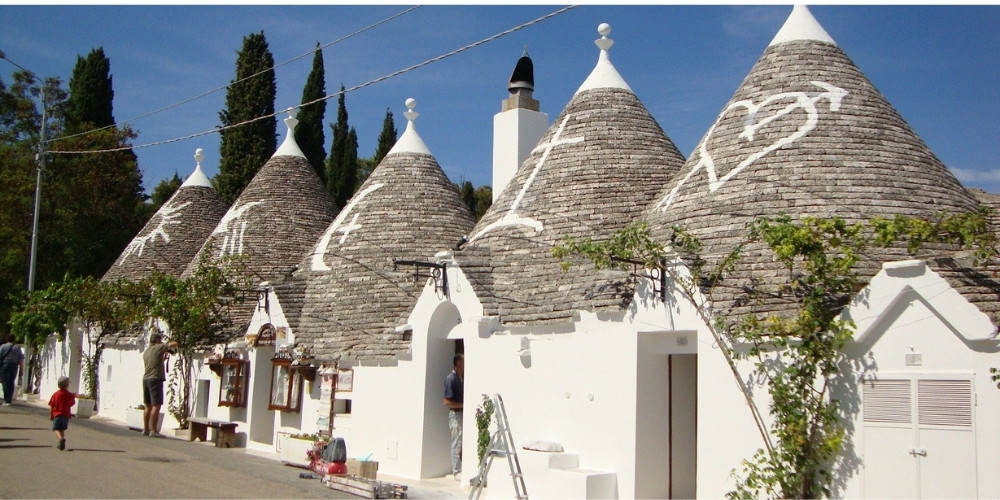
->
469, 394, 528, 500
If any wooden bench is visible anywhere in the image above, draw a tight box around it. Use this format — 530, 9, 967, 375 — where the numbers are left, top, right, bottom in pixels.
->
188, 417, 238, 448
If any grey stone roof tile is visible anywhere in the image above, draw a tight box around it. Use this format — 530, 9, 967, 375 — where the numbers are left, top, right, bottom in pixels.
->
643, 39, 983, 323
102, 185, 227, 283
184, 154, 338, 342
292, 152, 475, 361
459, 87, 686, 326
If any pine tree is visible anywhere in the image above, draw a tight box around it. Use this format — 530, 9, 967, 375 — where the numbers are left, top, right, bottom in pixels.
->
325, 85, 359, 207
295, 43, 326, 181
217, 31, 277, 206
64, 47, 114, 134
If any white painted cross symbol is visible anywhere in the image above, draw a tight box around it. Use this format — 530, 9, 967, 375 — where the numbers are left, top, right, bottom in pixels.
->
337, 213, 362, 244
311, 182, 385, 271
470, 114, 584, 243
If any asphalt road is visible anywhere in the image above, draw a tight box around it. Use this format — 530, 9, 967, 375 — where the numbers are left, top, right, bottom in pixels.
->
0, 400, 354, 499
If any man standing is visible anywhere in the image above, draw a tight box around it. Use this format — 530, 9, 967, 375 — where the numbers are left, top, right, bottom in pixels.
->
0, 335, 25, 405
443, 353, 464, 481
142, 333, 177, 437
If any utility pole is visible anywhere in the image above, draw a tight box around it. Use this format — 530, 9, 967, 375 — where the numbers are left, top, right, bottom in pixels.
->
28, 87, 47, 291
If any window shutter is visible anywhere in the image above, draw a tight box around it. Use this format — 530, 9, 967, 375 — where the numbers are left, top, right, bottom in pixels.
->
863, 379, 911, 424
918, 379, 972, 427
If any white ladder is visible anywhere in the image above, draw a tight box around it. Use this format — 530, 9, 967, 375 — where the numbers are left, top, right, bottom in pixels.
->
469, 394, 528, 500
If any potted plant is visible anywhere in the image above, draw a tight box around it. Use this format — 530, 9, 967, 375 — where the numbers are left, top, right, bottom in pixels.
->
76, 394, 95, 418
279, 432, 322, 468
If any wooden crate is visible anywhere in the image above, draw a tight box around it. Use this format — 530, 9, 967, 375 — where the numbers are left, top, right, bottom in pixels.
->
323, 474, 407, 499
347, 459, 379, 479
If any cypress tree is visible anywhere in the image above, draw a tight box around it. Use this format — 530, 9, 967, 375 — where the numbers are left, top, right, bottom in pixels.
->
373, 108, 397, 165
295, 43, 326, 181
336, 128, 359, 208
54, 49, 145, 279
64, 47, 114, 134
325, 84, 358, 207
217, 31, 277, 206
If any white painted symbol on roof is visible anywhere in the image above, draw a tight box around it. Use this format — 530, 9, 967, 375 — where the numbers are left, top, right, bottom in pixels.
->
311, 182, 385, 271
214, 201, 263, 258
469, 115, 583, 243
654, 81, 848, 212
119, 201, 191, 264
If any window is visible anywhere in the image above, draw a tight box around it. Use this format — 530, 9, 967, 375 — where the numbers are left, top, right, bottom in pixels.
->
269, 352, 302, 412
218, 359, 249, 407
208, 349, 249, 408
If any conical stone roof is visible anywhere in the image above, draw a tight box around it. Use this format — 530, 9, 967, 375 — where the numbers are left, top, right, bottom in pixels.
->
459, 24, 686, 326
184, 111, 338, 339
642, 5, 981, 320
102, 150, 226, 283
292, 99, 475, 361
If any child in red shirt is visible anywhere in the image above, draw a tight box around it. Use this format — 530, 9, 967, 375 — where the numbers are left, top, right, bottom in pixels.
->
48, 376, 76, 450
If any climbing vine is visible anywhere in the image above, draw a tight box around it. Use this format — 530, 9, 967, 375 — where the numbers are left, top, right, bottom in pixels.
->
476, 394, 496, 462
148, 253, 253, 428
554, 209, 996, 498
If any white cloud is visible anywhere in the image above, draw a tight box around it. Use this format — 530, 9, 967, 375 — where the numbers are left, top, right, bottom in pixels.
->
949, 167, 1000, 183
949, 167, 1000, 194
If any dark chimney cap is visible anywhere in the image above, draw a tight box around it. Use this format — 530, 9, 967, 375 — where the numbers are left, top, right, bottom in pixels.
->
508, 48, 534, 94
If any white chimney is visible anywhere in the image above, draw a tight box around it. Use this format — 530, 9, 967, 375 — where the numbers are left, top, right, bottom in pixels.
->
492, 49, 548, 202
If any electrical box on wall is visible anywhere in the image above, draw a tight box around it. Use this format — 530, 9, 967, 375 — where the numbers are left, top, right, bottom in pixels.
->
905, 352, 922, 366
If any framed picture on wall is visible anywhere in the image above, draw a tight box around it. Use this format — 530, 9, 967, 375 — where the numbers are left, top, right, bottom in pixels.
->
336, 368, 354, 392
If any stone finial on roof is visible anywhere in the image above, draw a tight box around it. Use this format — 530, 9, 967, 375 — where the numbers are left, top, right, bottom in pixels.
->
770, 5, 836, 46
386, 98, 432, 155
180, 148, 213, 188
577, 23, 632, 94
273, 107, 306, 158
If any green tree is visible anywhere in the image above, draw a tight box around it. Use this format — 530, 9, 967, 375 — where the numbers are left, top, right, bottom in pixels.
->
150, 172, 182, 207
325, 85, 358, 207
216, 31, 277, 206
458, 181, 477, 220
372, 108, 397, 166
47, 125, 145, 280
554, 210, 997, 498
451, 181, 492, 222
0, 70, 65, 385
64, 47, 114, 134
474, 186, 493, 221
53, 48, 145, 280
295, 43, 326, 181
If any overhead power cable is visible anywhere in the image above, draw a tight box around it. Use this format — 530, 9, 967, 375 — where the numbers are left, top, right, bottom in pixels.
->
48, 5, 421, 145
50, 5, 577, 156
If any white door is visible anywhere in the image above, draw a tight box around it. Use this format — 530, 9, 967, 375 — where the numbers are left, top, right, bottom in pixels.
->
862, 377, 977, 498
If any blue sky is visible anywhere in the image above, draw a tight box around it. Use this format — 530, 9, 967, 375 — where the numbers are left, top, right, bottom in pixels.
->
2, 4, 998, 194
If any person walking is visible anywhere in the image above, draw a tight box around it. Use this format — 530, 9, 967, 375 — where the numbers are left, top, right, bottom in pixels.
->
443, 353, 464, 481
142, 333, 177, 437
0, 335, 25, 405
48, 376, 76, 450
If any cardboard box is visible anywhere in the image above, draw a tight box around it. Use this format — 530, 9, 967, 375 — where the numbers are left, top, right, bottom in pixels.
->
347, 459, 379, 479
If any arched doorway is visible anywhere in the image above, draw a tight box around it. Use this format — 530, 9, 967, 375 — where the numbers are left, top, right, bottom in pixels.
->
420, 302, 462, 478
